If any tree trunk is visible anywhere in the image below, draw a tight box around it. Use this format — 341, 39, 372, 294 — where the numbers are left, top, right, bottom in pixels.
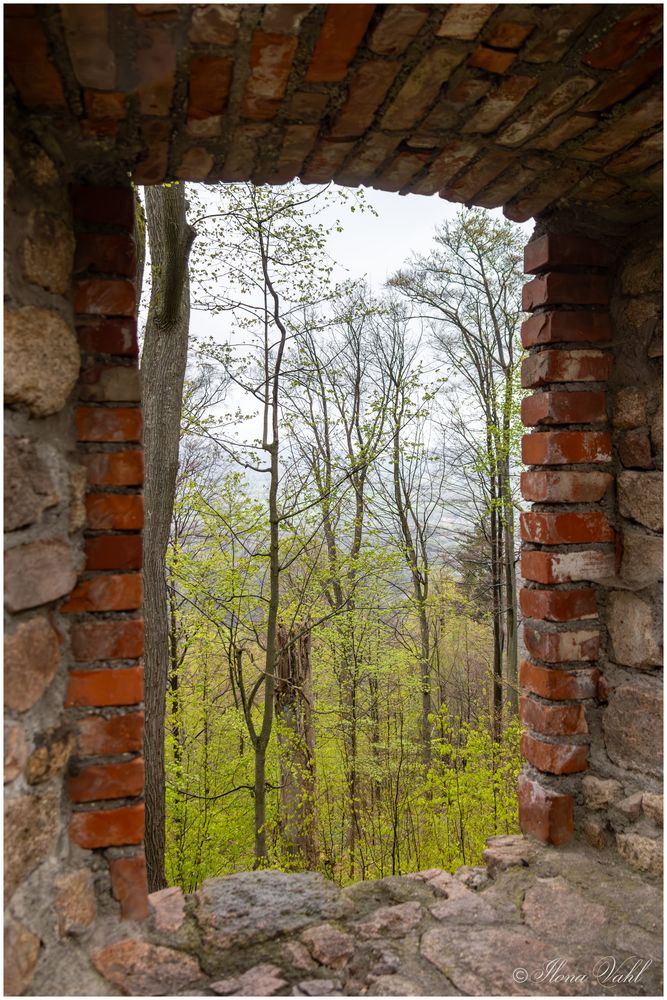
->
275, 624, 317, 868
141, 183, 195, 892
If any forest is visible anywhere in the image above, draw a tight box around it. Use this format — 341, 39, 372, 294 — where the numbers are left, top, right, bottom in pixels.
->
138, 181, 526, 894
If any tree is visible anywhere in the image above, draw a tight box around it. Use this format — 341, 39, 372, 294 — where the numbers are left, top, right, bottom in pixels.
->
140, 182, 195, 891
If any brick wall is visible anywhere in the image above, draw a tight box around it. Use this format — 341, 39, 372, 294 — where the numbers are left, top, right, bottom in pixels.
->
4, 129, 147, 992
518, 224, 663, 874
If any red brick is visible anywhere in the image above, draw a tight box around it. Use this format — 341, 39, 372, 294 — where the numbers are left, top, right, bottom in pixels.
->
582, 7, 662, 71
524, 625, 599, 663
76, 407, 142, 443
301, 140, 356, 184
74, 279, 136, 317
520, 511, 614, 545
305, 5, 375, 82
524, 234, 610, 274
67, 758, 144, 803
521, 350, 612, 388
61, 574, 143, 614
110, 855, 149, 921
441, 150, 516, 202
519, 587, 597, 622
69, 803, 144, 848
72, 187, 135, 230
65, 667, 144, 708
462, 76, 537, 134
521, 732, 588, 774
520, 470, 612, 503
242, 32, 298, 121
77, 712, 145, 756
368, 5, 429, 55
408, 138, 478, 195
517, 774, 573, 845
71, 620, 144, 662
485, 21, 534, 49
521, 390, 606, 426
469, 46, 516, 73
187, 56, 233, 121
520, 660, 599, 701
78, 363, 141, 402
436, 4, 496, 41
521, 550, 615, 585
82, 451, 144, 487
521, 430, 612, 465
382, 46, 466, 131
74, 234, 136, 277
520, 695, 588, 736
5, 16, 67, 109
618, 429, 653, 470
580, 42, 662, 112
85, 536, 143, 572
83, 90, 128, 121
77, 319, 139, 357
522, 273, 609, 310
329, 60, 401, 139
86, 494, 144, 531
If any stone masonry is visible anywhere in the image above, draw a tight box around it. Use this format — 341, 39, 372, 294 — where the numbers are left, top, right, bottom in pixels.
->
4, 4, 664, 996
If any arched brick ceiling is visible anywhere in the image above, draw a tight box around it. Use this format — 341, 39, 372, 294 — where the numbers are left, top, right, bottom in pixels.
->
4, 4, 663, 221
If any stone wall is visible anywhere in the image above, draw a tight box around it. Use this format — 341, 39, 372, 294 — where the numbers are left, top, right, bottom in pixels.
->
4, 128, 147, 994
517, 222, 663, 875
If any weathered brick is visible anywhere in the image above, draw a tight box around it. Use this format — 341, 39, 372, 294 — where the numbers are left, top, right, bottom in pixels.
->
498, 77, 595, 146
517, 774, 573, 845
618, 429, 653, 469
65, 667, 144, 708
329, 61, 401, 139
579, 43, 662, 113
188, 56, 233, 121
5, 540, 78, 613
524, 234, 610, 274
485, 20, 534, 49
85, 536, 143, 572
61, 6, 115, 89
520, 695, 588, 736
85, 494, 144, 531
522, 6, 595, 64
190, 3, 240, 44
463, 76, 537, 134
74, 278, 136, 317
71, 619, 144, 662
5, 15, 67, 108
520, 587, 597, 623
420, 76, 492, 132
582, 7, 662, 71
77, 711, 145, 757
305, 5, 375, 82
521, 430, 611, 465
520, 511, 614, 545
524, 625, 599, 663
521, 549, 615, 585
407, 138, 478, 195
521, 311, 612, 348
4, 615, 60, 713
74, 234, 136, 277
522, 273, 609, 311
530, 114, 595, 152
440, 150, 515, 203
81, 450, 144, 486
301, 140, 355, 184
83, 90, 128, 121
79, 363, 141, 402
521, 350, 612, 388
520, 470, 612, 503
69, 803, 144, 848
135, 19, 176, 116
376, 151, 431, 193
72, 187, 134, 230
241, 32, 298, 121
572, 88, 662, 162
110, 854, 150, 920
77, 319, 139, 357
468, 46, 516, 74
76, 407, 142, 443
436, 4, 496, 40
520, 660, 599, 701
382, 46, 466, 130
175, 147, 214, 181
606, 132, 663, 179
67, 758, 144, 803
521, 390, 606, 426
369, 5, 429, 55
61, 574, 143, 614
521, 733, 589, 774
272, 125, 319, 184
262, 5, 313, 35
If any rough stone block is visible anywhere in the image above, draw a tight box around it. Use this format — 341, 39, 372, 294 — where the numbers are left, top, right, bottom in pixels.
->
607, 591, 662, 668
23, 211, 75, 294
5, 540, 78, 612
642, 793, 663, 827
618, 471, 663, 531
4, 790, 60, 902
54, 870, 97, 936
613, 386, 648, 429
149, 885, 186, 934
4, 307, 79, 417
616, 832, 662, 877
603, 682, 662, 778
4, 436, 59, 531
4, 615, 61, 712
4, 723, 27, 784
3, 919, 40, 996
618, 428, 653, 469
582, 774, 623, 810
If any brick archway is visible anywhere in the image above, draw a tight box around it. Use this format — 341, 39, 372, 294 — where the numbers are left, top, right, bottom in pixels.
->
4, 4, 662, 986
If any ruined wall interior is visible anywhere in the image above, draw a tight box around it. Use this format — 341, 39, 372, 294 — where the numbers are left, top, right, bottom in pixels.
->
3, 2, 664, 996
